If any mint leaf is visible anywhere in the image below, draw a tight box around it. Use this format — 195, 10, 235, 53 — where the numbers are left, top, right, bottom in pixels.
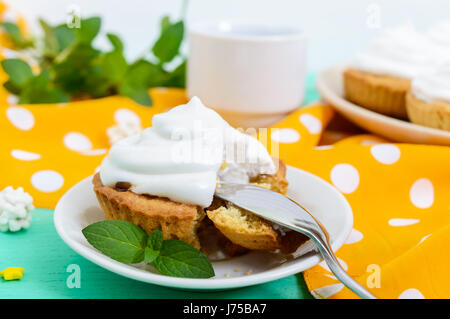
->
164, 59, 186, 88
1, 59, 33, 88
3, 80, 21, 95
107, 33, 124, 52
39, 19, 59, 57
102, 51, 128, 83
77, 17, 101, 43
119, 60, 161, 106
18, 71, 70, 104
0, 22, 32, 48
1, 22, 22, 44
153, 240, 215, 278
160, 16, 171, 32
145, 229, 163, 263
82, 220, 147, 263
152, 20, 184, 64
54, 24, 76, 52
120, 85, 152, 106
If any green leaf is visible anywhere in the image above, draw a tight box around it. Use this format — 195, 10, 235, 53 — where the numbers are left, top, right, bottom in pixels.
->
3, 80, 21, 95
77, 17, 101, 43
164, 59, 186, 88
1, 22, 21, 43
82, 220, 148, 263
152, 20, 184, 64
153, 240, 215, 278
118, 59, 166, 105
160, 16, 171, 32
145, 229, 163, 263
54, 24, 76, 52
1, 59, 33, 88
107, 33, 124, 52
52, 42, 100, 93
39, 19, 59, 56
102, 51, 128, 83
0, 22, 33, 49
18, 70, 70, 104
119, 85, 152, 106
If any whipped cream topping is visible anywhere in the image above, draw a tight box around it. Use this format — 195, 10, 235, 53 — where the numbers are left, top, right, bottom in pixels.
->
351, 25, 440, 79
411, 63, 450, 104
100, 97, 276, 207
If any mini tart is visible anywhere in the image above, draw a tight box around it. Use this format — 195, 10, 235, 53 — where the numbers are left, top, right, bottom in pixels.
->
343, 68, 410, 119
93, 158, 308, 254
406, 91, 450, 131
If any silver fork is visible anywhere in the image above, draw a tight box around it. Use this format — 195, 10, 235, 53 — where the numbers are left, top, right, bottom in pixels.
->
215, 183, 377, 299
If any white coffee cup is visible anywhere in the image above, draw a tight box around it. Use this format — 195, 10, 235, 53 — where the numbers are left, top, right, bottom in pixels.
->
187, 21, 307, 128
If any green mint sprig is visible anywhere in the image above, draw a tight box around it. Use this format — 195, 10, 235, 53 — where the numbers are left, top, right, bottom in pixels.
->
82, 221, 215, 279
0, 12, 186, 106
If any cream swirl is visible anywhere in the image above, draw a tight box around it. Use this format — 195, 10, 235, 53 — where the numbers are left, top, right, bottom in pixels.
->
411, 63, 450, 104
100, 97, 276, 207
351, 25, 438, 79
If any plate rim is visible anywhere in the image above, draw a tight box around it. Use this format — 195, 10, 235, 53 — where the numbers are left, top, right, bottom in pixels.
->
54, 166, 353, 290
316, 64, 450, 143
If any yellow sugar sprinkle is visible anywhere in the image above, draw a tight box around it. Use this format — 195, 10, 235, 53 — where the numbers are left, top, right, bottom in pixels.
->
234, 268, 241, 273
224, 273, 231, 278
246, 270, 253, 275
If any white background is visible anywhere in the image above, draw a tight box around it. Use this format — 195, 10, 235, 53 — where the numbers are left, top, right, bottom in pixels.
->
5, 0, 450, 72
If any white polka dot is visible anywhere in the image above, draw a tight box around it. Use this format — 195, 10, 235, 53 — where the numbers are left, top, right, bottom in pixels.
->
370, 144, 401, 164
345, 229, 364, 244
7, 95, 18, 105
31, 170, 64, 192
299, 114, 322, 134
270, 128, 300, 143
398, 288, 425, 299
311, 283, 344, 299
6, 107, 35, 130
388, 218, 420, 226
10, 149, 41, 161
114, 109, 141, 125
63, 132, 92, 152
330, 164, 360, 194
320, 258, 348, 272
410, 178, 434, 209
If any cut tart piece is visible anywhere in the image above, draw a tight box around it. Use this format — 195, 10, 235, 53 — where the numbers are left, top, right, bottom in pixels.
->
207, 159, 309, 253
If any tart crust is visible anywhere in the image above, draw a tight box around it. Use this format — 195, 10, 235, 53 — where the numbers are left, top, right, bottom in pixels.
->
93, 173, 205, 249
343, 68, 410, 119
406, 91, 450, 131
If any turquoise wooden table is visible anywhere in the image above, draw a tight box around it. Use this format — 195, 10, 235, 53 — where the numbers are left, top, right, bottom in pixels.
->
0, 77, 320, 299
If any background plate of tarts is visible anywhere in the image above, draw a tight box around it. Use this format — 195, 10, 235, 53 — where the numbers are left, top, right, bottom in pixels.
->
316, 64, 450, 146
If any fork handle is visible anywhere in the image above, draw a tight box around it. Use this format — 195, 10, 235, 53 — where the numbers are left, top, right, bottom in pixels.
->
317, 241, 377, 299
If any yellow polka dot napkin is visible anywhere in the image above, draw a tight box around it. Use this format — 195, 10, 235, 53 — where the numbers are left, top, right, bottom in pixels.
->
2, 95, 449, 299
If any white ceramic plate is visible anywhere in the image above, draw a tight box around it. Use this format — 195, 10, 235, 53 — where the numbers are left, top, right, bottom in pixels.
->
54, 166, 353, 290
316, 65, 450, 146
